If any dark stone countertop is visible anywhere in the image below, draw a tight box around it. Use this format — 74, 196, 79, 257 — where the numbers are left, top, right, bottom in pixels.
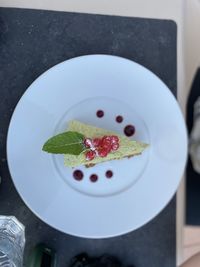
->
0, 7, 177, 267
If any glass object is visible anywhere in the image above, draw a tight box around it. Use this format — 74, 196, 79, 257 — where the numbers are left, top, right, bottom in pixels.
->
0, 216, 25, 267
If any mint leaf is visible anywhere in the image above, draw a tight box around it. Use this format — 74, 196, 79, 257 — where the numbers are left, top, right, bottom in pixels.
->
42, 131, 85, 155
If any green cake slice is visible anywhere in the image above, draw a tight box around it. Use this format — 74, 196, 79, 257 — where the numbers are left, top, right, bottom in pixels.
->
63, 120, 148, 167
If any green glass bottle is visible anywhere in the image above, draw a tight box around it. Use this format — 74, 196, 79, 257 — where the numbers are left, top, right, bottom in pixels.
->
28, 244, 57, 267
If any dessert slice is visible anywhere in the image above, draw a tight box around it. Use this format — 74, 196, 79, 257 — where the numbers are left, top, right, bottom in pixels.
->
67, 120, 148, 167
43, 120, 148, 167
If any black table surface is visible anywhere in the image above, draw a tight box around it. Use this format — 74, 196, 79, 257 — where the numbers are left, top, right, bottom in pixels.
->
0, 8, 177, 267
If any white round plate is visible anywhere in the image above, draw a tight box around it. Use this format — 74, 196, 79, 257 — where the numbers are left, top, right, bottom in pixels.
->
7, 55, 187, 238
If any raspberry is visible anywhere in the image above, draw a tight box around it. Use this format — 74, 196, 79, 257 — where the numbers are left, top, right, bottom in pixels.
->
111, 143, 119, 151
84, 138, 93, 148
85, 150, 96, 160
98, 148, 108, 157
111, 135, 119, 144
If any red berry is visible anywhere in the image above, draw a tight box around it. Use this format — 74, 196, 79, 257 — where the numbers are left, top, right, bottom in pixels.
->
85, 150, 96, 160
102, 137, 112, 149
102, 143, 112, 153
98, 148, 108, 157
102, 136, 112, 143
111, 135, 119, 144
92, 138, 101, 147
111, 143, 119, 151
84, 138, 92, 148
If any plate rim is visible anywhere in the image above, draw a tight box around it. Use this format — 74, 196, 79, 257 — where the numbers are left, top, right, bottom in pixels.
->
6, 54, 188, 238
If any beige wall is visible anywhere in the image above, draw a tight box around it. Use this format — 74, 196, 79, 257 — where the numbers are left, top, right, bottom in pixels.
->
185, 0, 200, 93
0, 0, 183, 20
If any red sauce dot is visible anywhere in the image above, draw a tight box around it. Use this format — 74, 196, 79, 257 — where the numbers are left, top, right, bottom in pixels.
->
96, 110, 104, 118
116, 115, 123, 123
90, 174, 98, 182
106, 170, 113, 178
124, 125, 135, 137
73, 170, 84, 181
